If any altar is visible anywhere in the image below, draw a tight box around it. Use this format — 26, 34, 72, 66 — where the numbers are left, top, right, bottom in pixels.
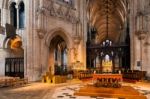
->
75, 74, 146, 99
93, 74, 122, 88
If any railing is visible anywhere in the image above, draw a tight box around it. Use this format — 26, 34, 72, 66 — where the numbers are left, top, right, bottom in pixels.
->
0, 76, 28, 87
5, 57, 24, 78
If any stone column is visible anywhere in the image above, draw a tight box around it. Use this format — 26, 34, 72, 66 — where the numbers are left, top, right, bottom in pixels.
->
2, 8, 8, 26
82, 0, 88, 69
25, 0, 34, 81
15, 5, 19, 30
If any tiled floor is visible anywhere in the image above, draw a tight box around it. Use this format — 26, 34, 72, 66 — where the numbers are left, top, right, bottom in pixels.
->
0, 80, 150, 99
52, 84, 107, 99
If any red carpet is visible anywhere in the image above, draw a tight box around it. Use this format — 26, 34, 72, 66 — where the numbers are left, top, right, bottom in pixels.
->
74, 85, 147, 99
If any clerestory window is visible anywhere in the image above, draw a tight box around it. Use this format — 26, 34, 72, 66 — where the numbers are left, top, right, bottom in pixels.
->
10, 2, 17, 28
19, 2, 25, 29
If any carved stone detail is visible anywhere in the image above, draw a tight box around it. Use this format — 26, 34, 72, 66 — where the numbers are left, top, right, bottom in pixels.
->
136, 31, 147, 40
35, 0, 80, 39
37, 29, 46, 39
36, 7, 46, 39
36, 0, 78, 24
57, 6, 64, 18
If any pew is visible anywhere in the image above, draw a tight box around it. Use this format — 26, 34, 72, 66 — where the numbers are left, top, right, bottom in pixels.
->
122, 70, 146, 82
0, 76, 28, 87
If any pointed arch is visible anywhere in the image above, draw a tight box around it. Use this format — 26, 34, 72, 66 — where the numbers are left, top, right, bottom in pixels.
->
9, 2, 17, 28
45, 27, 72, 49
8, 0, 16, 9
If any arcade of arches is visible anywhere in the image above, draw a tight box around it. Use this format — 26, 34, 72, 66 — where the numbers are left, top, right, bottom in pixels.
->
0, 0, 150, 98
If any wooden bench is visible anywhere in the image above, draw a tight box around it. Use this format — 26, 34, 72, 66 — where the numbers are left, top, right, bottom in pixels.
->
122, 70, 147, 82
0, 77, 28, 87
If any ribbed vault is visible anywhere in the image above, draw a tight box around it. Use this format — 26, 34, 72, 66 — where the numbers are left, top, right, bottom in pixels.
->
87, 0, 128, 43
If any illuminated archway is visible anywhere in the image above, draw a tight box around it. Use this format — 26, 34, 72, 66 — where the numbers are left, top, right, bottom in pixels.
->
45, 28, 72, 75
50, 35, 68, 75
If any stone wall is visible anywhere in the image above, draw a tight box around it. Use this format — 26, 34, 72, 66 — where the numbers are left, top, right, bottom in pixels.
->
130, 0, 150, 77
25, 0, 87, 81
0, 49, 8, 76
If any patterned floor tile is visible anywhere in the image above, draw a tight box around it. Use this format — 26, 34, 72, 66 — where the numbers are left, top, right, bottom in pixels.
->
57, 95, 64, 98
70, 96, 76, 99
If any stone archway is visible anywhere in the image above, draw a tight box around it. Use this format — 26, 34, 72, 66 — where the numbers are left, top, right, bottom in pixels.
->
44, 28, 73, 75
49, 35, 68, 75
45, 28, 72, 48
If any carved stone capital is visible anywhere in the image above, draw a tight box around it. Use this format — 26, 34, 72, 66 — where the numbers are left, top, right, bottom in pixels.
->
73, 36, 81, 45
136, 30, 147, 40
144, 41, 150, 46
37, 29, 46, 39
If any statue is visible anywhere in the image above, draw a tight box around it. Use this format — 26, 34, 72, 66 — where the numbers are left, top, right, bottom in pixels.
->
74, 48, 78, 62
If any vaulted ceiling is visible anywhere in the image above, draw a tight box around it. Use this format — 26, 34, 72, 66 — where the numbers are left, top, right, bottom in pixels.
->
88, 0, 128, 43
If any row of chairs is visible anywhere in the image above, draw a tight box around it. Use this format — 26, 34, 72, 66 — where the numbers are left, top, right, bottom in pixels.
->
78, 72, 92, 79
122, 70, 146, 81
76, 70, 147, 81
0, 77, 28, 87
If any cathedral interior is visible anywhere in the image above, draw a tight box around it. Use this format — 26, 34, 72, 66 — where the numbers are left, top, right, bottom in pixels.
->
0, 0, 150, 99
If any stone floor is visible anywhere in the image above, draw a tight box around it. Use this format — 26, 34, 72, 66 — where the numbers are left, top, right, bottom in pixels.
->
0, 80, 150, 99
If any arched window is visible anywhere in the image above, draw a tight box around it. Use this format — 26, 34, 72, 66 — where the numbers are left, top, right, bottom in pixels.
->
19, 2, 25, 28
10, 2, 17, 28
